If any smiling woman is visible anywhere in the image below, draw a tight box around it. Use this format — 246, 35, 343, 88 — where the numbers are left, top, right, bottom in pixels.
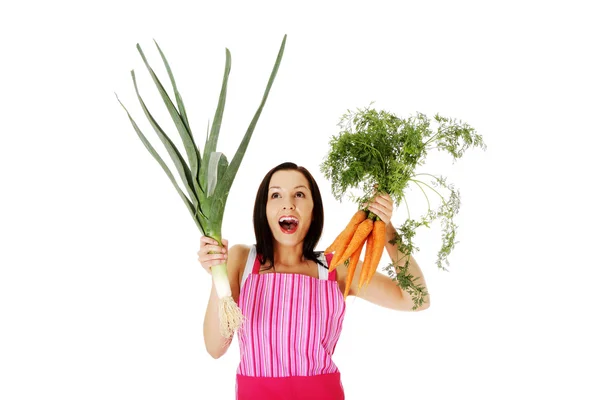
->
197, 161, 430, 399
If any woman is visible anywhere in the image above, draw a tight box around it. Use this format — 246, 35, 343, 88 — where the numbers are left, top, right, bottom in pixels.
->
198, 162, 429, 399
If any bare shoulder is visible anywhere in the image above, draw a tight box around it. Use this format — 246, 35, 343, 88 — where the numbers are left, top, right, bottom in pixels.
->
228, 244, 251, 287
229, 243, 251, 260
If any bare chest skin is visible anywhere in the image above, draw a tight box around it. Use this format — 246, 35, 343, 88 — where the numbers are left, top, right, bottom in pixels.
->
257, 259, 320, 279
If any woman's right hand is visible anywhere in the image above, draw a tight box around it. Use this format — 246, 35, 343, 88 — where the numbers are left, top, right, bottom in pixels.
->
197, 236, 228, 275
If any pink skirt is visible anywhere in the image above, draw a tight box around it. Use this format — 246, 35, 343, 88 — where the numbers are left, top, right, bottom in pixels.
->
236, 372, 345, 400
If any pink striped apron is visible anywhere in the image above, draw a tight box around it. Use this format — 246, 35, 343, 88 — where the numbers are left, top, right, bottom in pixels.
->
235, 246, 346, 400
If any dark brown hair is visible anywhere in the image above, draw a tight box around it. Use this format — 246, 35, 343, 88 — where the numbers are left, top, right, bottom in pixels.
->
253, 162, 326, 271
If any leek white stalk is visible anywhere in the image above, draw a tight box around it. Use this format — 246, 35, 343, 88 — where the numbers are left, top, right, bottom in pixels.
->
116, 35, 287, 339
211, 262, 242, 339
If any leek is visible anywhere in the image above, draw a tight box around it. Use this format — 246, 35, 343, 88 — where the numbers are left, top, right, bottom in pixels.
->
116, 35, 287, 339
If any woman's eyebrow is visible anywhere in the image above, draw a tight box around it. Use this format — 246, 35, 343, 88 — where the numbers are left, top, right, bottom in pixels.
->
269, 185, 308, 190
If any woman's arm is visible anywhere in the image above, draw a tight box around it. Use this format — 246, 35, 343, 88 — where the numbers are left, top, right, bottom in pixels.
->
200, 240, 248, 358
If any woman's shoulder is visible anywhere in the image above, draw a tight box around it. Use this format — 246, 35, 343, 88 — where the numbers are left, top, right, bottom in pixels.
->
229, 243, 253, 261
228, 244, 253, 285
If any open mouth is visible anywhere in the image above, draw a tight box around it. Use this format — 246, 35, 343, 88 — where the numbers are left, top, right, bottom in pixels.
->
278, 216, 299, 234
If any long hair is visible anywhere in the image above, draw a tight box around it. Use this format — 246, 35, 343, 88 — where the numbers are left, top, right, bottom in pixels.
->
253, 162, 326, 271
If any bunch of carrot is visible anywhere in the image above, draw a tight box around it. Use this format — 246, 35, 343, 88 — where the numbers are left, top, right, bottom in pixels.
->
326, 209, 387, 299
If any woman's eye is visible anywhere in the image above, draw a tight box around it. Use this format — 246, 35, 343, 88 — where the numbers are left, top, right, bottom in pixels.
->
295, 192, 305, 198
271, 193, 281, 199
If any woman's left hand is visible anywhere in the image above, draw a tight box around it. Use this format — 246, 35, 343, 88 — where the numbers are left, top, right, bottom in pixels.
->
363, 191, 394, 225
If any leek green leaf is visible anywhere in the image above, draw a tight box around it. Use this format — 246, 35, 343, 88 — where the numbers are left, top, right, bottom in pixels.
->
200, 49, 231, 192
207, 152, 228, 198
116, 93, 203, 233
136, 44, 204, 200
131, 70, 201, 212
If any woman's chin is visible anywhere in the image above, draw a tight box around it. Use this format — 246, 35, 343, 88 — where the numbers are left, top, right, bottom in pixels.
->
273, 231, 306, 247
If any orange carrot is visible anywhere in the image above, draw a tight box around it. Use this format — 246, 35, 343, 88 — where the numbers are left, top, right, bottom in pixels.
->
366, 220, 387, 286
332, 218, 374, 269
325, 209, 367, 254
343, 245, 362, 300
358, 229, 375, 290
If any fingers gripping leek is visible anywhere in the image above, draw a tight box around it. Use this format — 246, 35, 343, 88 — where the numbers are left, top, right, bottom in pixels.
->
117, 35, 287, 339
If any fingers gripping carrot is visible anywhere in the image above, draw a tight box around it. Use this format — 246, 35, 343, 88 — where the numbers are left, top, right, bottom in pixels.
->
326, 209, 367, 254
366, 220, 387, 286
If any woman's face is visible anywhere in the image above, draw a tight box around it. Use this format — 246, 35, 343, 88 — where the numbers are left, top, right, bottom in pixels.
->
266, 170, 314, 247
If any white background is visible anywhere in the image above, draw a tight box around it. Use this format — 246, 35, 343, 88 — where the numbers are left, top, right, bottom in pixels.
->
1, 0, 599, 399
